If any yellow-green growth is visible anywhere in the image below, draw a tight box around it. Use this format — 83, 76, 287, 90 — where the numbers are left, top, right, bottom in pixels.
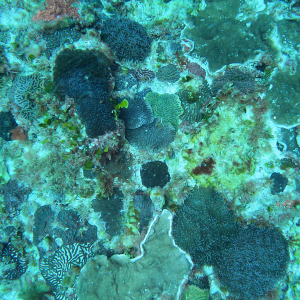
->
84, 159, 93, 170
145, 92, 183, 129
183, 285, 209, 300
116, 99, 129, 110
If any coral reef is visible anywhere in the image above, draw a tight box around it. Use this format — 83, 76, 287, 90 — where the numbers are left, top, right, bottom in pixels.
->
92, 187, 124, 236
172, 187, 238, 267
145, 92, 183, 129
125, 118, 176, 152
76, 210, 192, 300
140, 161, 170, 188
156, 64, 180, 83
53, 49, 116, 137
118, 89, 154, 129
215, 225, 289, 299
100, 18, 152, 62
0, 111, 18, 141
1, 1, 299, 299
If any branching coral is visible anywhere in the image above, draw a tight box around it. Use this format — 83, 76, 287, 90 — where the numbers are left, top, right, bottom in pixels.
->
33, 0, 80, 22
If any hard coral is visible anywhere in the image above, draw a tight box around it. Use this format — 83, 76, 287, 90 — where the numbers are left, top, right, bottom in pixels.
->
33, 0, 80, 22
119, 89, 154, 130
53, 49, 116, 137
215, 225, 289, 299
156, 64, 180, 83
140, 161, 170, 188
125, 118, 176, 152
172, 187, 238, 267
145, 92, 183, 130
101, 18, 151, 62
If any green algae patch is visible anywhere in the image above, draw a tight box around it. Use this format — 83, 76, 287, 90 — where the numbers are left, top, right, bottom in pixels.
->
182, 102, 270, 191
0, 161, 10, 184
183, 285, 209, 300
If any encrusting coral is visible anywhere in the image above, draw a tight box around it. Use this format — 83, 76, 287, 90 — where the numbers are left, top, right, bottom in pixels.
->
76, 210, 192, 300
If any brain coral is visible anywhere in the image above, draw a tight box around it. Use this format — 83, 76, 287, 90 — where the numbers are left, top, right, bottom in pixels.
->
156, 64, 180, 83
145, 92, 183, 129
125, 118, 176, 152
40, 243, 93, 300
10, 73, 47, 119
0, 243, 28, 280
101, 18, 152, 62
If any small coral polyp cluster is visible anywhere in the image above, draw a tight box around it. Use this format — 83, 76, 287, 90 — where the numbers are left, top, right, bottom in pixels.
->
1, 0, 300, 299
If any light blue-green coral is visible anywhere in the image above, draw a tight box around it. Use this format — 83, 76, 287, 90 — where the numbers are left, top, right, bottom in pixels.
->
145, 92, 183, 129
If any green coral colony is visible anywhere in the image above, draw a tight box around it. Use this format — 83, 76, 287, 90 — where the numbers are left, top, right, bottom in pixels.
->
1, 0, 300, 299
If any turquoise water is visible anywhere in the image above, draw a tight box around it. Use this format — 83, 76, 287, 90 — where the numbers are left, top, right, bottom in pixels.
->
0, 0, 300, 299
